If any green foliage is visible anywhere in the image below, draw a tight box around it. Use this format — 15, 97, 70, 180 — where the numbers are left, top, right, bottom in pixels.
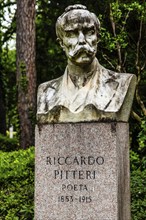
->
130, 142, 146, 219
0, 133, 19, 152
0, 147, 34, 219
138, 117, 146, 153
131, 169, 146, 220
98, 1, 146, 74
18, 61, 28, 92
130, 150, 141, 171
19, 75, 28, 92
2, 49, 19, 132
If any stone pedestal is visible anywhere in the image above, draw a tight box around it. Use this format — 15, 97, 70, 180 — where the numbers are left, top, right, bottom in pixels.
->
35, 123, 130, 220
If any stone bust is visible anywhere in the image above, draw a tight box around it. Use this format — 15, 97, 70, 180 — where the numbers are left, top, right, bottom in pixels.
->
37, 4, 137, 123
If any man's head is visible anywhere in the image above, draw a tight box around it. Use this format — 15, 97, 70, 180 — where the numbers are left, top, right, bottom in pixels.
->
56, 5, 100, 66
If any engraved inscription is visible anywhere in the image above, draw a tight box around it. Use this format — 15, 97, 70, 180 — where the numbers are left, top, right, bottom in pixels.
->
62, 184, 88, 191
46, 156, 104, 166
58, 195, 92, 203
46, 154, 104, 203
54, 170, 96, 179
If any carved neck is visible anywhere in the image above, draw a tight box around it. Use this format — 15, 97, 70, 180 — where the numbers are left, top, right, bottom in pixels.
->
67, 58, 97, 88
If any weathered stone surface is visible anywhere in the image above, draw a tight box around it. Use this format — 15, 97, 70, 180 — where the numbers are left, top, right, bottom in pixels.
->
35, 123, 130, 220
37, 4, 137, 124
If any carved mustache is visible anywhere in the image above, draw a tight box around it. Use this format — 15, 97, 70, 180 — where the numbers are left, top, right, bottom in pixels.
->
68, 44, 95, 59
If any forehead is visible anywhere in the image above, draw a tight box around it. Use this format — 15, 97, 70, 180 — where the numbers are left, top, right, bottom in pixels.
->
62, 10, 95, 30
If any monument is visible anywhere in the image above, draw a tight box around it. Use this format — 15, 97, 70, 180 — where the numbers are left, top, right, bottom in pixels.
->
35, 4, 136, 220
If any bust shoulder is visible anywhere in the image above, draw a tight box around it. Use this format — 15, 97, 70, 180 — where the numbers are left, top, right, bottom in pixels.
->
38, 76, 63, 94
37, 76, 63, 115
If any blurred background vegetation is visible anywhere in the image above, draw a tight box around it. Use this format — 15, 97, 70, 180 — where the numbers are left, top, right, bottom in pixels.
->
0, 0, 146, 219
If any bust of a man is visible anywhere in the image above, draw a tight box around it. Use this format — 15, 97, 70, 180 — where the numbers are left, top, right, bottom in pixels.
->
37, 4, 136, 123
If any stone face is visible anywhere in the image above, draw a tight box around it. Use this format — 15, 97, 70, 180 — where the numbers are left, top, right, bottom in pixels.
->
35, 123, 130, 220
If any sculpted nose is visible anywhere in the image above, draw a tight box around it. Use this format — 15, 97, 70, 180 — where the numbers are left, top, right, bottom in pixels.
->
78, 31, 86, 45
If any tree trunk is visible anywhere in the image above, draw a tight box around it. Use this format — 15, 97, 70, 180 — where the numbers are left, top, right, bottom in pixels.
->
16, 0, 36, 148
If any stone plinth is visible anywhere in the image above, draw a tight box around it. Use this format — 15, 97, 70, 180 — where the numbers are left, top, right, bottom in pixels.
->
35, 123, 130, 220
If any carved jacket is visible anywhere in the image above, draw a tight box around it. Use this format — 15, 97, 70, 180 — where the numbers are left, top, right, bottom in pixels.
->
37, 58, 136, 123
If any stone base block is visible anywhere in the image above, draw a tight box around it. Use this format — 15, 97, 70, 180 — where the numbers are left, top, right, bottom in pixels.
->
35, 123, 130, 220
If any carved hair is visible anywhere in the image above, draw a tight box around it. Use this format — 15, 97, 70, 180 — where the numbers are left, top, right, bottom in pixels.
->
56, 4, 100, 41
64, 4, 87, 12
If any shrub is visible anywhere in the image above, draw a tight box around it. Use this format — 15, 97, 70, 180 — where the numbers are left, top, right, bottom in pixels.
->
0, 147, 34, 219
130, 150, 146, 219
131, 169, 146, 220
0, 134, 19, 152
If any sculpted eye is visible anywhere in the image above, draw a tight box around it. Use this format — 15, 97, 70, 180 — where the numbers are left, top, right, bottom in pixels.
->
84, 28, 95, 36
65, 30, 77, 38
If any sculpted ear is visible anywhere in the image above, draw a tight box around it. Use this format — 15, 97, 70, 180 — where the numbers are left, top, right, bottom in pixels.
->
57, 38, 65, 51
